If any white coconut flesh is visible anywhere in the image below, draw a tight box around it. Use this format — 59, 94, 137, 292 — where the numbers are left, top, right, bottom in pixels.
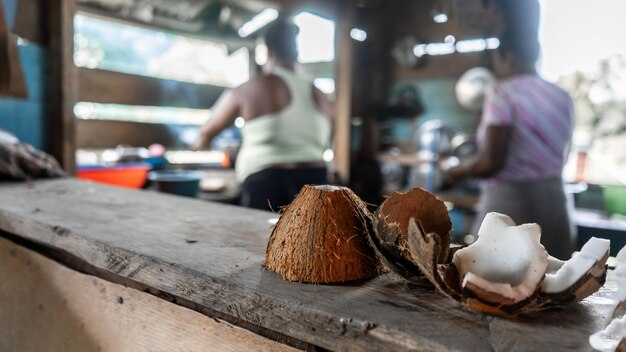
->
616, 245, 626, 266
612, 247, 626, 310
541, 237, 610, 294
314, 185, 347, 192
452, 212, 548, 303
589, 314, 626, 352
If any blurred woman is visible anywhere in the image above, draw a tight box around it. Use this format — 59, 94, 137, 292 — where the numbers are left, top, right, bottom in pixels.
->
194, 18, 333, 211
445, 39, 575, 259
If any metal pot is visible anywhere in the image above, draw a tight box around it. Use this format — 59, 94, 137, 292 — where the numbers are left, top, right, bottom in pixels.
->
414, 119, 456, 155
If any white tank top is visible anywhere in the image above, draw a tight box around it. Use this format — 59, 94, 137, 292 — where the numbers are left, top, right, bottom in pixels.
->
236, 67, 331, 182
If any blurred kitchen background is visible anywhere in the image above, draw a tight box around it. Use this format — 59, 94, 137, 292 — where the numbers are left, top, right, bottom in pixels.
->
1, 0, 625, 250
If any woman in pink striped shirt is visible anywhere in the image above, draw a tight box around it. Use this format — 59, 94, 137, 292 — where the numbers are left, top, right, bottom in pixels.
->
445, 39, 575, 259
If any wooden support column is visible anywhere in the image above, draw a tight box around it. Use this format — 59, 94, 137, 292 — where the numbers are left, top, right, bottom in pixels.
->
48, 0, 77, 174
333, 1, 356, 185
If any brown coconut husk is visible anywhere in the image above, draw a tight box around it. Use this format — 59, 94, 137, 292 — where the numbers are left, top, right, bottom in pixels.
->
373, 188, 452, 280
539, 252, 609, 304
613, 300, 626, 320
617, 338, 626, 352
264, 185, 379, 284
404, 218, 460, 299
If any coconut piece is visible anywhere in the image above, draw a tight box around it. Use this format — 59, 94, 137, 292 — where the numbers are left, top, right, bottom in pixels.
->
264, 185, 379, 283
540, 237, 610, 303
612, 278, 626, 320
451, 212, 549, 306
404, 218, 461, 299
373, 188, 451, 279
611, 248, 626, 319
589, 314, 626, 352
617, 246, 626, 265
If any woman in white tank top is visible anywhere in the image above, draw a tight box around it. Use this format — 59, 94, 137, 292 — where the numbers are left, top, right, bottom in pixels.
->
194, 18, 333, 211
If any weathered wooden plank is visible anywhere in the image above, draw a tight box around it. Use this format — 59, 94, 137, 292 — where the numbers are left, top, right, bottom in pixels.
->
0, 236, 299, 352
76, 68, 224, 109
0, 179, 618, 352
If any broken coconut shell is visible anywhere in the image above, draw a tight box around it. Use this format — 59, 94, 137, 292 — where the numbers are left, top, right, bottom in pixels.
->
371, 190, 606, 317
589, 314, 626, 352
373, 188, 452, 280
540, 237, 610, 303
265, 185, 379, 283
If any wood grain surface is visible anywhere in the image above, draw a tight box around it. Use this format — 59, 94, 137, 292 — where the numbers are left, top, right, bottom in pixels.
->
0, 236, 299, 352
0, 179, 619, 352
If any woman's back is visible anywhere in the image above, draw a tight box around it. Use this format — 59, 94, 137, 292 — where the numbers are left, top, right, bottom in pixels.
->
478, 74, 574, 183
235, 67, 331, 182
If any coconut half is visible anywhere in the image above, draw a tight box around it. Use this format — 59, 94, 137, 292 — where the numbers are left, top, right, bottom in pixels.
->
265, 185, 379, 283
451, 213, 549, 307
589, 314, 626, 352
540, 237, 610, 303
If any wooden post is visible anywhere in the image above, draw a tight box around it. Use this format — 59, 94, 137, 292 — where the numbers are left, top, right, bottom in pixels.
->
48, 0, 77, 174
333, 1, 356, 185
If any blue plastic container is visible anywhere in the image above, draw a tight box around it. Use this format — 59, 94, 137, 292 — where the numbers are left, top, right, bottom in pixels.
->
148, 170, 202, 198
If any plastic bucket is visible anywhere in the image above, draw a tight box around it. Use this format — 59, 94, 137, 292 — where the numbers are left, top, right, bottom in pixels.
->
148, 170, 202, 198
603, 185, 626, 216
77, 163, 151, 189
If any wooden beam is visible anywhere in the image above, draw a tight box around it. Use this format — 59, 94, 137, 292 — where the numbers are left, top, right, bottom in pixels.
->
48, 0, 77, 174
76, 120, 179, 149
0, 3, 27, 98
13, 0, 47, 44
76, 68, 224, 109
333, 1, 356, 184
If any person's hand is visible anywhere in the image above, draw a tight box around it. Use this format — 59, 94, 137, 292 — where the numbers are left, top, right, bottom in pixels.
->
191, 139, 205, 151
191, 141, 204, 152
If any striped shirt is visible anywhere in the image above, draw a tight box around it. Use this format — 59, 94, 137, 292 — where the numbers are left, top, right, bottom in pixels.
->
477, 74, 574, 184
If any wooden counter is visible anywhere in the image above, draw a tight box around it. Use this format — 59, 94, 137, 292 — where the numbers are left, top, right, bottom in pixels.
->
0, 179, 620, 351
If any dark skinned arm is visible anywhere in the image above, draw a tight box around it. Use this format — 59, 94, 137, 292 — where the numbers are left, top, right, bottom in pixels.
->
444, 125, 511, 183
193, 89, 240, 150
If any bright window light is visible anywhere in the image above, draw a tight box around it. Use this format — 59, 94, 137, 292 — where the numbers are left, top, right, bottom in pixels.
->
322, 149, 334, 162
74, 102, 210, 125
485, 37, 500, 49
425, 42, 455, 56
294, 12, 335, 63
350, 28, 367, 42
238, 8, 278, 38
255, 43, 268, 65
234, 116, 245, 128
444, 35, 456, 44
433, 13, 448, 23
539, 0, 626, 81
456, 39, 487, 53
74, 14, 249, 87
413, 44, 427, 57
313, 78, 335, 94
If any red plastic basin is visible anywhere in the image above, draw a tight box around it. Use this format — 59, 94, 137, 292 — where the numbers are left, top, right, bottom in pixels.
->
77, 163, 151, 189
